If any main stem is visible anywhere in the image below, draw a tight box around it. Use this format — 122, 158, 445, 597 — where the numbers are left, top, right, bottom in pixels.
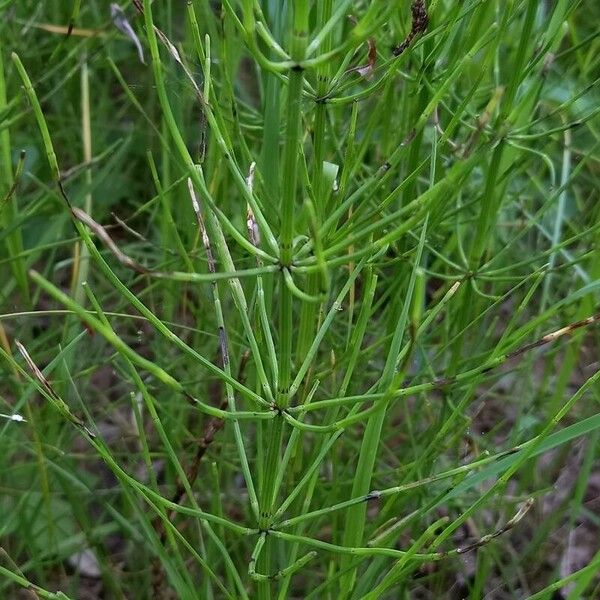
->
296, 0, 332, 362
277, 61, 304, 405
258, 2, 309, 596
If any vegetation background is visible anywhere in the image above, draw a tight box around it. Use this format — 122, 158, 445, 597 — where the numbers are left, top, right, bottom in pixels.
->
0, 0, 599, 598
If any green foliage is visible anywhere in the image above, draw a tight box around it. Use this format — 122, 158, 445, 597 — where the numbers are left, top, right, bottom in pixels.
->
1, 0, 599, 598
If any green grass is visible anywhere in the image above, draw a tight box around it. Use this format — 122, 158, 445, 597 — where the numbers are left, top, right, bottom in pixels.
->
1, 1, 600, 598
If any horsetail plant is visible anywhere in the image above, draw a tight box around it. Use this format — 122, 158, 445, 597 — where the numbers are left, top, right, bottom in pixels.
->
1, 0, 600, 598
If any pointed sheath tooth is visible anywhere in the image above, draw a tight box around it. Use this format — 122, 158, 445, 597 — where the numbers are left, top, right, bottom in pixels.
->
246, 161, 256, 192
246, 204, 260, 247
187, 179, 216, 273
72, 207, 149, 274
15, 340, 95, 437
187, 178, 201, 215
110, 3, 145, 64
245, 163, 260, 246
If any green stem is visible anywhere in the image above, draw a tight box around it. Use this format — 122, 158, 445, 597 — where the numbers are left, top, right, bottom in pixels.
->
0, 43, 29, 304
339, 220, 428, 596
257, 4, 310, 597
